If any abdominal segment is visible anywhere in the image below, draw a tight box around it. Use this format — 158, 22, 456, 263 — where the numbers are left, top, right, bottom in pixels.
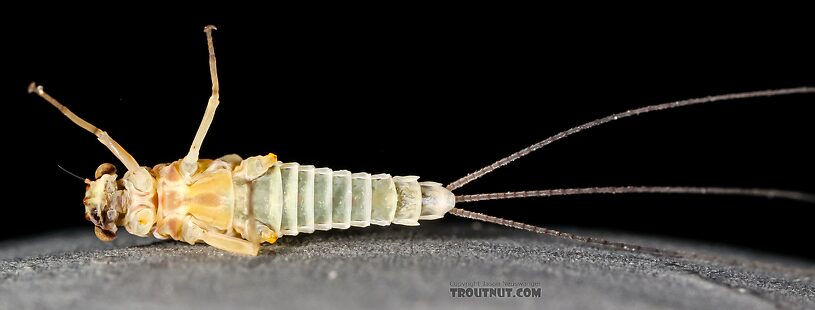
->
232, 155, 451, 239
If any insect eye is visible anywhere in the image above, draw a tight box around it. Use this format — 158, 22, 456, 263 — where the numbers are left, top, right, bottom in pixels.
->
95, 163, 117, 179
87, 210, 100, 225
94, 227, 116, 241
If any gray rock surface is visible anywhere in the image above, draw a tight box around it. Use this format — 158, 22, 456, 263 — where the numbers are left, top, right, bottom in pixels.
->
1, 218, 814, 309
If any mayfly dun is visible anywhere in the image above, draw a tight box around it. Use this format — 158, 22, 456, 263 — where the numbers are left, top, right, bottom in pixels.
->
29, 25, 815, 256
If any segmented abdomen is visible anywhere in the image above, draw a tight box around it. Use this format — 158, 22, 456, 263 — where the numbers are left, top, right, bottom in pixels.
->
235, 161, 455, 237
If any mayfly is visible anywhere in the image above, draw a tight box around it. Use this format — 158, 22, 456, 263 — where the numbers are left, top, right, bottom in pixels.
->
29, 25, 815, 256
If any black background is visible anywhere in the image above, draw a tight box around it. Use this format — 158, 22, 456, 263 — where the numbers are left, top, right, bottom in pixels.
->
4, 11, 814, 259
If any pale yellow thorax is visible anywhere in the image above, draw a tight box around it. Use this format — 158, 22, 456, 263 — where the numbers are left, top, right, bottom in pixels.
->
154, 160, 235, 243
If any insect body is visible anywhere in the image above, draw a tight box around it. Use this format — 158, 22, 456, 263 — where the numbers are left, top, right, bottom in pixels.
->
31, 26, 815, 257
150, 155, 453, 255
30, 25, 455, 256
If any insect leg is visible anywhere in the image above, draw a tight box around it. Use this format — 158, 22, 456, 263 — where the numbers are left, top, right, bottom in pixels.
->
181, 25, 221, 178
201, 230, 260, 256
28, 82, 144, 175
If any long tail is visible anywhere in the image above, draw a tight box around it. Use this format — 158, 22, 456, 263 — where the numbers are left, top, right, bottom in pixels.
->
456, 186, 815, 204
446, 87, 815, 191
446, 86, 815, 271
448, 207, 683, 257
448, 207, 815, 276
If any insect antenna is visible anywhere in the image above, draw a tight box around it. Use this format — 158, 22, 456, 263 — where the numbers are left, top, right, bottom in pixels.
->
446, 86, 815, 191
57, 164, 86, 182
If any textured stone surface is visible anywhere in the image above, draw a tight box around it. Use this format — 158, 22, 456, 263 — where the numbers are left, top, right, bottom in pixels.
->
1, 218, 814, 309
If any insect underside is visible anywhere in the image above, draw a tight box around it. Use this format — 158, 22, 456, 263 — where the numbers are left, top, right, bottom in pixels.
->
30, 25, 815, 257
149, 154, 455, 255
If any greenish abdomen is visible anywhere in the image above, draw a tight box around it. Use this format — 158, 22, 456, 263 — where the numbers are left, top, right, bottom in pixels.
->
245, 161, 455, 237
